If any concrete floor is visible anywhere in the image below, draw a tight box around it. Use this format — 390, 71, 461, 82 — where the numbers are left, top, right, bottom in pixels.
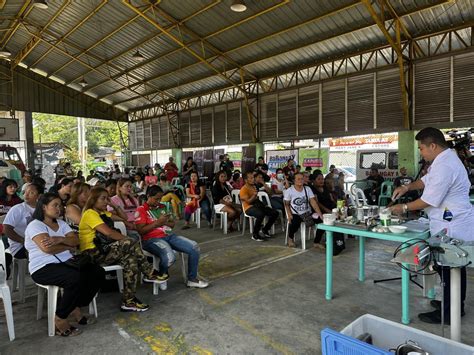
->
1, 220, 473, 354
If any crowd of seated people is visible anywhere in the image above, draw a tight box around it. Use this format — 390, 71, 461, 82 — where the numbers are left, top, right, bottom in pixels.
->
0, 155, 362, 338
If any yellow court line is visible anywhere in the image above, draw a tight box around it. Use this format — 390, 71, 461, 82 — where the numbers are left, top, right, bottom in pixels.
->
231, 315, 295, 355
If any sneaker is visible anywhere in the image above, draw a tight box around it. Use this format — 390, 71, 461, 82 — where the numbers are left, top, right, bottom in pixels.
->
251, 234, 266, 242
120, 297, 149, 312
187, 279, 209, 288
261, 230, 272, 238
143, 273, 168, 284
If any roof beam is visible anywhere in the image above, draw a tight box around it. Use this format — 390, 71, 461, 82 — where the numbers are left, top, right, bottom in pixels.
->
362, 0, 411, 128
125, 0, 449, 108
68, 0, 222, 90
28, 0, 109, 69
85, 0, 286, 97
109, 0, 360, 104
122, 0, 247, 95
49, 4, 155, 80
11, 0, 72, 69
20, 22, 172, 110
0, 1, 33, 50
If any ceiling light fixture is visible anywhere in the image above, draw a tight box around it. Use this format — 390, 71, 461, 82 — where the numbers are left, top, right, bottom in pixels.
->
0, 49, 12, 58
132, 49, 145, 61
79, 77, 88, 88
230, 0, 247, 12
32, 0, 49, 9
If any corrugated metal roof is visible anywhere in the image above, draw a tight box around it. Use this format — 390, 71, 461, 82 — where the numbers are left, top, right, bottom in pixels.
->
0, 0, 472, 118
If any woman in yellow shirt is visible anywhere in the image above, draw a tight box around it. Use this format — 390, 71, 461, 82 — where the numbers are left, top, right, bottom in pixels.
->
79, 187, 162, 312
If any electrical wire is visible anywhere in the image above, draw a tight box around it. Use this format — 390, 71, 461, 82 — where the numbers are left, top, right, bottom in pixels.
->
393, 238, 438, 275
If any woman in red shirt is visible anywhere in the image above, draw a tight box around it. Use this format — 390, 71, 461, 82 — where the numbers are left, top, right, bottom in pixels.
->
0, 179, 22, 217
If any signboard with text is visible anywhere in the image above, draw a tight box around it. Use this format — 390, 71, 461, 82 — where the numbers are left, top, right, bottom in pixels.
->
266, 149, 298, 173
298, 148, 329, 173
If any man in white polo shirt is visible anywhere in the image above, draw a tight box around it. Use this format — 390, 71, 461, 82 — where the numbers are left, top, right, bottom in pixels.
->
391, 127, 474, 324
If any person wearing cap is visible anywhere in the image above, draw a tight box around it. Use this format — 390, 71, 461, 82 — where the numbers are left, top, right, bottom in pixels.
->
391, 127, 474, 324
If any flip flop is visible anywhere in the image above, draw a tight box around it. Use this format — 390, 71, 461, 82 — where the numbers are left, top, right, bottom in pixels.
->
56, 326, 82, 337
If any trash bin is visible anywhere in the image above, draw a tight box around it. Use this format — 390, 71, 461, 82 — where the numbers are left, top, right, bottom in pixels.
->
321, 314, 474, 355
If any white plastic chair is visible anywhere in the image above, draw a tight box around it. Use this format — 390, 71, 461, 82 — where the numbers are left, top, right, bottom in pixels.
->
351, 187, 368, 207
12, 258, 27, 303
36, 284, 98, 337
0, 244, 15, 341
190, 207, 201, 228
208, 190, 228, 234
257, 191, 286, 234
142, 247, 188, 289
284, 208, 312, 250
113, 221, 127, 236
234, 191, 256, 236
171, 177, 180, 186
103, 265, 124, 293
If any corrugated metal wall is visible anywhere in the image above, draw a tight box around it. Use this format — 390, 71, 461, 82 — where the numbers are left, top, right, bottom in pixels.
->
414, 52, 474, 128
129, 51, 474, 151
0, 61, 127, 122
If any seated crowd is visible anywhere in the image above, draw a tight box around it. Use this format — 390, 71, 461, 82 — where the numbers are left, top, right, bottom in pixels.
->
0, 156, 363, 337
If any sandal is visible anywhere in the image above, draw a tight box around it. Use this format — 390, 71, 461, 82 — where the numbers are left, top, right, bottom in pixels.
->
287, 238, 296, 248
55, 326, 82, 337
78, 316, 96, 325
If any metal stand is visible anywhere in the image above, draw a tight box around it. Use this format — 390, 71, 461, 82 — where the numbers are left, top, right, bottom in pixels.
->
450, 267, 462, 342
373, 274, 423, 289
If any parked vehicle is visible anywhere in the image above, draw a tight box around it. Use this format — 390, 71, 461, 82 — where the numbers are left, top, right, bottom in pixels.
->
356, 149, 398, 181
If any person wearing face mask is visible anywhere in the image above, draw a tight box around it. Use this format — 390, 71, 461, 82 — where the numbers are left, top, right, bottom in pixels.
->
391, 127, 474, 324
3, 183, 44, 260
271, 168, 290, 195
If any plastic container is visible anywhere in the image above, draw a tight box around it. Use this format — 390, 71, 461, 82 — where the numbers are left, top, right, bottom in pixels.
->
323, 213, 336, 225
321, 328, 391, 355
339, 314, 474, 355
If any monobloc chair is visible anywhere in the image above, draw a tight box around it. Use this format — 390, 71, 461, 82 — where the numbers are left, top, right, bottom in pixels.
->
12, 257, 27, 303
284, 208, 312, 250
378, 181, 394, 206
0, 243, 15, 341
257, 191, 285, 233
208, 190, 229, 234
36, 284, 98, 337
233, 191, 256, 236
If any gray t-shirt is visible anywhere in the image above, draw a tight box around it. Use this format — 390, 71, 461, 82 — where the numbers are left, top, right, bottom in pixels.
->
25, 219, 74, 274
283, 186, 314, 215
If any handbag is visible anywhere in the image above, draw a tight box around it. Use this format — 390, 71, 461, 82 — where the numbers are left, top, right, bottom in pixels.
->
94, 214, 120, 255
290, 187, 316, 227
54, 253, 93, 270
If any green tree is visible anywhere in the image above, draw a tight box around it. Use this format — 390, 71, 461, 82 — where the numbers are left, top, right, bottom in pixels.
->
33, 113, 127, 164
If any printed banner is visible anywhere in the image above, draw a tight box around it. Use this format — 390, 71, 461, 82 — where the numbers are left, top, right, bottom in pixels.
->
227, 151, 242, 168
241, 145, 256, 174
298, 148, 329, 174
266, 149, 298, 173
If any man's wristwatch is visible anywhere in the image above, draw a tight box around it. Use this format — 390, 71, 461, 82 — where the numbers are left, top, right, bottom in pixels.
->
402, 203, 408, 213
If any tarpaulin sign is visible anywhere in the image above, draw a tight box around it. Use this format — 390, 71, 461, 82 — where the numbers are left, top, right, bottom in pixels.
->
266, 149, 298, 173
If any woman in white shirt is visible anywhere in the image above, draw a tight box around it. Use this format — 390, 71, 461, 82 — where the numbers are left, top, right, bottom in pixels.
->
283, 173, 324, 248
25, 193, 105, 337
3, 183, 43, 259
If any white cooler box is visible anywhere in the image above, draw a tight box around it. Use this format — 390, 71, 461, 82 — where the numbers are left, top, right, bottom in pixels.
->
341, 314, 474, 354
